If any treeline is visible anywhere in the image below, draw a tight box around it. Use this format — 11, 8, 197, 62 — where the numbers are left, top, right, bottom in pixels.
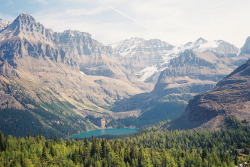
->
109, 101, 187, 129
0, 121, 249, 166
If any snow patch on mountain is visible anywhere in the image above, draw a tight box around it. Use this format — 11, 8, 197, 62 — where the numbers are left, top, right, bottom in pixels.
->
174, 38, 221, 54
195, 41, 220, 52
110, 37, 144, 57
137, 65, 158, 82
111, 37, 239, 82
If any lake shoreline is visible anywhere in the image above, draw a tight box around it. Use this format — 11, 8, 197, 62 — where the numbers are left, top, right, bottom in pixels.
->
71, 128, 140, 139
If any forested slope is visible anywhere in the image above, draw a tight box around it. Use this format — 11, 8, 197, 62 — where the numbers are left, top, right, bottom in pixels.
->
0, 117, 249, 166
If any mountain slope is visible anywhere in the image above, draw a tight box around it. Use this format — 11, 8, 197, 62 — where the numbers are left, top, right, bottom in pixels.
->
0, 14, 149, 137
167, 59, 250, 130
111, 38, 248, 127
111, 37, 239, 83
110, 37, 175, 82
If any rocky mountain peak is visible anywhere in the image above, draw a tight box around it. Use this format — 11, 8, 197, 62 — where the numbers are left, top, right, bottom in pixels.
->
195, 37, 208, 44
181, 38, 239, 57
165, 58, 250, 130
110, 37, 175, 82
62, 30, 91, 38
184, 37, 207, 47
11, 13, 36, 29
16, 13, 36, 22
240, 36, 250, 55
110, 37, 173, 57
5, 13, 46, 39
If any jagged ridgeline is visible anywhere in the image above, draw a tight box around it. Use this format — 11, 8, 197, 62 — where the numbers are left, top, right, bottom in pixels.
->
166, 59, 250, 130
0, 13, 250, 137
0, 14, 151, 137
111, 41, 250, 127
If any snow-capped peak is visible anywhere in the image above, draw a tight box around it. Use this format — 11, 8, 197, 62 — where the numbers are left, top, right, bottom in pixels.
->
175, 38, 238, 55
110, 37, 173, 57
109, 37, 145, 57
195, 37, 208, 44
194, 40, 220, 52
110, 37, 239, 83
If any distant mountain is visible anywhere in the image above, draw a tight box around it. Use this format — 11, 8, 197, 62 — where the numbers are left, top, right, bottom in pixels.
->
111, 38, 249, 127
0, 14, 150, 137
111, 37, 239, 83
153, 47, 244, 96
0, 19, 11, 31
180, 37, 239, 57
110, 37, 174, 82
167, 59, 250, 130
1, 13, 249, 137
240, 36, 250, 55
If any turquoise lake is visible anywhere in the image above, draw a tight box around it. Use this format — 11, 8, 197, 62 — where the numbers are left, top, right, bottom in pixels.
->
71, 128, 139, 139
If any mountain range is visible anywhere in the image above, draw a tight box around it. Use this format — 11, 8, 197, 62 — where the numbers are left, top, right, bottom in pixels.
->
111, 37, 249, 127
166, 58, 250, 130
0, 14, 249, 137
0, 14, 151, 137
111, 37, 240, 83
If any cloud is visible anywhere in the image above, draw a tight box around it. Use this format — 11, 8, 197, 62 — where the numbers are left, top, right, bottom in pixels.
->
96, 0, 152, 31
1, 0, 250, 47
35, 0, 49, 5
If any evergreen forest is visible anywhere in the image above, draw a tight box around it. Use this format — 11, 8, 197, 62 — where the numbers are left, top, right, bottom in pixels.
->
0, 117, 249, 167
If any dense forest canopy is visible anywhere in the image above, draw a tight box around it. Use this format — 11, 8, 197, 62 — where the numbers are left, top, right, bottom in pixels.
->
0, 117, 249, 167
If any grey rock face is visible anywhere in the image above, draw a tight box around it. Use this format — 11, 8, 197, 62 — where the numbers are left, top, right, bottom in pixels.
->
240, 36, 250, 55
0, 14, 137, 81
111, 37, 239, 83
111, 37, 174, 67
110, 37, 174, 82
52, 30, 123, 78
170, 59, 250, 130
111, 36, 247, 128
211, 40, 239, 57
153, 50, 236, 96
0, 14, 152, 137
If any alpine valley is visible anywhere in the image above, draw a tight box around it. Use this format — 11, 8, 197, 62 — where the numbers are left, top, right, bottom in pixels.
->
0, 14, 249, 138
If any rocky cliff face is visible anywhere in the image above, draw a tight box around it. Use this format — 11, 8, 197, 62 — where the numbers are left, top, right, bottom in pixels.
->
111, 37, 239, 83
0, 14, 149, 137
110, 37, 175, 82
167, 59, 250, 130
51, 30, 131, 79
240, 37, 250, 55
1, 13, 249, 136
154, 49, 237, 96
0, 14, 138, 81
111, 39, 248, 127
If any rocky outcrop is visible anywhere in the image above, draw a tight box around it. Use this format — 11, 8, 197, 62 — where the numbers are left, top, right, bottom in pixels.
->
110, 37, 174, 82
0, 13, 249, 136
111, 37, 239, 83
0, 14, 149, 137
112, 41, 248, 128
240, 37, 250, 55
168, 59, 250, 130
153, 50, 237, 96
0, 14, 137, 81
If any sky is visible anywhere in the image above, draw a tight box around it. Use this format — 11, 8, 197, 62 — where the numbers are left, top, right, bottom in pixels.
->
0, 0, 250, 47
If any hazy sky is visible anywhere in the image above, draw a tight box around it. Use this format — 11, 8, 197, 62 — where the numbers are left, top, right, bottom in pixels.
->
1, 0, 250, 47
